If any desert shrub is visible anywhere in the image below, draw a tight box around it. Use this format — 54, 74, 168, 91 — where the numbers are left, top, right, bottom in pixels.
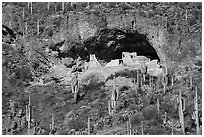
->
188, 17, 197, 26
160, 102, 176, 117
138, 10, 146, 17
106, 69, 138, 82
142, 105, 157, 120
67, 119, 86, 130
119, 85, 129, 91
56, 129, 68, 135
147, 115, 163, 126
14, 66, 32, 82
98, 92, 107, 100
130, 112, 144, 126
148, 126, 171, 135
82, 73, 105, 91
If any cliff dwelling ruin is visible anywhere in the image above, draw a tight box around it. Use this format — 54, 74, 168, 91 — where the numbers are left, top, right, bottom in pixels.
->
85, 28, 163, 76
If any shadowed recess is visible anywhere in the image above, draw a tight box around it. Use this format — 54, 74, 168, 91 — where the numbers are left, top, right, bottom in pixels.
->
84, 28, 160, 62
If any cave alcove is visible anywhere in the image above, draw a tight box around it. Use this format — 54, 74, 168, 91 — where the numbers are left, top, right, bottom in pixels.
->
84, 28, 160, 63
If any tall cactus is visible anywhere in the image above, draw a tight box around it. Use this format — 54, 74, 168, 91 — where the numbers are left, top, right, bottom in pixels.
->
51, 114, 54, 130
171, 74, 174, 87
141, 61, 147, 84
127, 119, 129, 134
71, 58, 80, 103
162, 65, 168, 94
112, 75, 119, 113
171, 119, 174, 135
149, 75, 153, 91
72, 73, 79, 103
129, 117, 132, 135
25, 21, 28, 36
108, 100, 114, 115
164, 112, 167, 125
47, 2, 50, 10
25, 105, 29, 128
162, 75, 166, 94
194, 86, 201, 135
87, 117, 91, 135
26, 94, 32, 134
178, 90, 185, 134
140, 74, 143, 87
189, 70, 193, 90
87, 2, 90, 8
28, 2, 29, 10
55, 4, 57, 12
127, 116, 132, 135
141, 121, 144, 135
141, 60, 147, 74
157, 98, 160, 115
37, 19, 39, 35
49, 114, 55, 135
62, 2, 64, 11
28, 94, 32, 129
182, 98, 185, 111
133, 78, 138, 94
23, 8, 25, 19
136, 69, 139, 88
30, 2, 32, 14
108, 75, 119, 115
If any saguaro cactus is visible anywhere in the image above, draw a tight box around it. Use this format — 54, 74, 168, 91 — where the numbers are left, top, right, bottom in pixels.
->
189, 70, 193, 90
25, 21, 28, 36
108, 100, 114, 115
51, 114, 54, 130
26, 94, 32, 134
162, 75, 166, 94
171, 119, 174, 135
108, 76, 119, 115
157, 98, 160, 115
37, 19, 39, 35
164, 112, 167, 125
133, 78, 138, 94
137, 69, 139, 87
194, 86, 201, 135
23, 8, 25, 19
49, 114, 55, 134
71, 58, 80, 103
30, 2, 32, 14
47, 2, 50, 10
87, 117, 91, 135
141, 121, 144, 135
141, 61, 147, 84
112, 81, 119, 113
71, 73, 79, 103
141, 61, 147, 74
55, 4, 57, 12
127, 119, 129, 134
28, 2, 29, 10
62, 2, 65, 12
171, 74, 174, 87
127, 117, 132, 135
149, 75, 153, 91
178, 90, 185, 134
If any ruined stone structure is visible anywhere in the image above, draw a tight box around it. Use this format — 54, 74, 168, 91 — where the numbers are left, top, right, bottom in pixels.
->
88, 54, 102, 69
86, 52, 162, 77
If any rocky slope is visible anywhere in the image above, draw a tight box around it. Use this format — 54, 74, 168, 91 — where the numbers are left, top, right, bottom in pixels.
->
2, 2, 202, 135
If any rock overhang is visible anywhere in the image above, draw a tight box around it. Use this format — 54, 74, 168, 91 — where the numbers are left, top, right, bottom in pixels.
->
83, 28, 161, 62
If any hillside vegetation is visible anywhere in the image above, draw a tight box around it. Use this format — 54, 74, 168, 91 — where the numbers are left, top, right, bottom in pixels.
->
2, 2, 202, 135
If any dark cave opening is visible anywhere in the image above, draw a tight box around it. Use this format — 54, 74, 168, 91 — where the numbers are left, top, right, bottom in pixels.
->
84, 28, 160, 63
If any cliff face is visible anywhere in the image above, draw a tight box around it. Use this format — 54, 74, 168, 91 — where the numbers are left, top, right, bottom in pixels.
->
2, 2, 202, 135
3, 3, 201, 69
2, 2, 202, 81
52, 9, 168, 63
